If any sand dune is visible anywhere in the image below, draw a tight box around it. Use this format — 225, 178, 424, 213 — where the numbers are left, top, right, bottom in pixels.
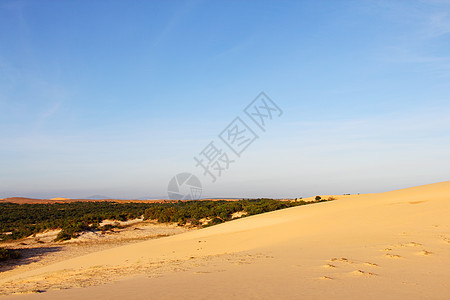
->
1, 182, 449, 299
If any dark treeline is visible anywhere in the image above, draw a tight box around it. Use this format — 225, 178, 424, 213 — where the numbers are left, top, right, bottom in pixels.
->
0, 198, 328, 242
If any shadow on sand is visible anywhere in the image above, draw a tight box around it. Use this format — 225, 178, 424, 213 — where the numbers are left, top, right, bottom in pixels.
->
0, 246, 63, 273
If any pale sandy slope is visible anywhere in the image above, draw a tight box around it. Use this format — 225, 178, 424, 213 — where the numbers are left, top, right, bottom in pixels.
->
1, 182, 449, 299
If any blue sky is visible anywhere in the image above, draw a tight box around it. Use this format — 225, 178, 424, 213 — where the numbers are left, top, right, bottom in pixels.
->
1, 0, 449, 199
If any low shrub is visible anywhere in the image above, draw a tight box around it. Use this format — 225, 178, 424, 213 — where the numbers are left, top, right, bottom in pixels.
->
0, 247, 21, 261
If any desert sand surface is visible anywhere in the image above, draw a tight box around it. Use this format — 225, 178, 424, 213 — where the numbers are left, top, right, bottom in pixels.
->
1, 182, 449, 299
0, 222, 191, 286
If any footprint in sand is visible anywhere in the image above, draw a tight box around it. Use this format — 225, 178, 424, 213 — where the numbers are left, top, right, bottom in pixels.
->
328, 257, 358, 266
401, 242, 422, 247
363, 262, 379, 267
322, 264, 336, 269
417, 250, 433, 256
385, 253, 402, 259
408, 242, 422, 247
408, 201, 427, 204
440, 236, 450, 244
352, 270, 377, 277
329, 257, 353, 263
194, 271, 211, 274
319, 276, 333, 280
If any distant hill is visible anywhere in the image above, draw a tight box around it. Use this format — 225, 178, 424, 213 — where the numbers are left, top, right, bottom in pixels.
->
0, 197, 44, 203
0, 196, 250, 204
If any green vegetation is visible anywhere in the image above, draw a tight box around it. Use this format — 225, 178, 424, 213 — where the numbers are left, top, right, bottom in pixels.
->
0, 198, 331, 242
54, 221, 94, 241
0, 247, 21, 261
0, 202, 146, 242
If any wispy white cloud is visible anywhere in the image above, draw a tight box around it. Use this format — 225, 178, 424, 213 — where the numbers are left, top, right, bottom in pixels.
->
152, 0, 203, 48
284, 104, 450, 153
34, 100, 63, 130
421, 11, 450, 38
362, 1, 450, 77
